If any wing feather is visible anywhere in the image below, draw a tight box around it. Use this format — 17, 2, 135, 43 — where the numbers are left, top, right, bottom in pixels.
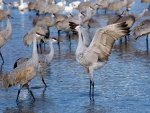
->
88, 22, 129, 61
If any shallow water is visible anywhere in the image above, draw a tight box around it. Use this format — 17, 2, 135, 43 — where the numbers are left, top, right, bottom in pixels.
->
0, 0, 150, 113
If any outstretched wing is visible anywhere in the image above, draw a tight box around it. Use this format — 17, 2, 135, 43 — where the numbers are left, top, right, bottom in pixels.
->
88, 22, 129, 61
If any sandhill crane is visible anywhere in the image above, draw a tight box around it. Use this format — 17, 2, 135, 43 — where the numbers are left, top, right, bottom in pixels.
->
107, 8, 150, 44
132, 19, 150, 50
28, 0, 47, 15
107, 0, 128, 14
32, 14, 55, 28
14, 36, 58, 87
108, 8, 149, 25
77, 1, 95, 12
2, 33, 40, 101
96, 0, 112, 14
69, 21, 129, 96
0, 17, 12, 64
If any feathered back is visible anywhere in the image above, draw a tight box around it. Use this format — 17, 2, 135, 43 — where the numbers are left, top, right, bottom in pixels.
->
131, 19, 150, 39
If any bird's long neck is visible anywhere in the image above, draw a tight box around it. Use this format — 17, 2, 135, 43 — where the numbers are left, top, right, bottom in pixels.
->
82, 28, 91, 47
76, 28, 86, 54
86, 9, 92, 18
3, 18, 12, 40
5, 5, 10, 17
31, 35, 38, 65
47, 40, 54, 63
51, 14, 56, 25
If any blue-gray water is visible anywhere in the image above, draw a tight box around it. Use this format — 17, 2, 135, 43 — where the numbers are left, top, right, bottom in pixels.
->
0, 0, 150, 113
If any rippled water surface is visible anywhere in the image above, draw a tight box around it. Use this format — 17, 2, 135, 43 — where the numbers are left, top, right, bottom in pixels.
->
0, 0, 150, 113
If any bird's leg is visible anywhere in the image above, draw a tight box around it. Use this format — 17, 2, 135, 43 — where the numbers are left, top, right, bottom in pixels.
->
0, 51, 4, 64
44, 43, 46, 52
88, 67, 94, 97
57, 30, 61, 50
42, 76, 47, 87
146, 35, 149, 51
92, 81, 94, 96
90, 80, 92, 96
120, 38, 122, 44
16, 88, 21, 101
27, 85, 35, 100
89, 80, 94, 96
104, 8, 107, 14
37, 44, 40, 54
96, 8, 98, 15
67, 31, 71, 45
125, 35, 127, 45
39, 43, 42, 54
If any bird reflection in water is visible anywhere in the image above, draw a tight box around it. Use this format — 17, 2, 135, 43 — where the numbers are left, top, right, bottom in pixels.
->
84, 97, 107, 113
3, 87, 47, 113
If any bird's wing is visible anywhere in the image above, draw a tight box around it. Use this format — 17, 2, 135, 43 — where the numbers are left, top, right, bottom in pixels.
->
88, 22, 129, 61
13, 57, 29, 69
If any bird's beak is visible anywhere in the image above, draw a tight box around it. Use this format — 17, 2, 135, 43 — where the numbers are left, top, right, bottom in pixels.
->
90, 6, 94, 10
36, 32, 47, 37
80, 12, 85, 16
52, 37, 63, 42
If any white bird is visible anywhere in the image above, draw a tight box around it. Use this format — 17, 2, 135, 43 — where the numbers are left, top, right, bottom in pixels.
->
69, 21, 129, 96
2, 33, 40, 101
0, 17, 12, 64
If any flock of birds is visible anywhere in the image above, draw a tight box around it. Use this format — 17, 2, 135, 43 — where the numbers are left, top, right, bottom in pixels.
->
0, 0, 149, 102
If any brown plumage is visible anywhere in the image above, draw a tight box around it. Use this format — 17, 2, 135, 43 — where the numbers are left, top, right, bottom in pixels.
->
132, 19, 150, 39
2, 33, 40, 101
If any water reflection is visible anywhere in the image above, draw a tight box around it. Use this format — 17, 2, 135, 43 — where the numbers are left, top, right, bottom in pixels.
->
3, 101, 35, 113
3, 87, 48, 113
84, 97, 107, 113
